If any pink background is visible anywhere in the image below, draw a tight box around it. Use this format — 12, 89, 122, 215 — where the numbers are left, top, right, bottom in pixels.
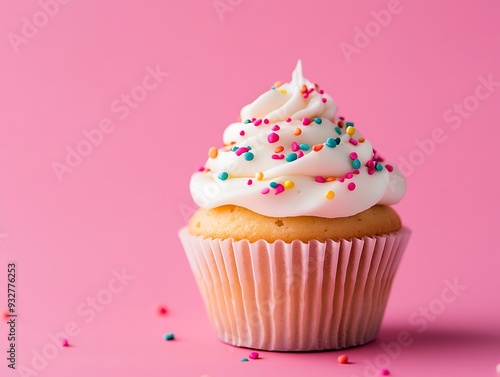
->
1, 0, 499, 376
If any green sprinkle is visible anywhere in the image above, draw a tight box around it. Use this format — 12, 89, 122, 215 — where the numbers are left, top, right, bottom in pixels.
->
335, 127, 342, 135
299, 143, 310, 150
375, 162, 383, 171
352, 159, 361, 169
218, 172, 229, 180
270, 181, 278, 188
244, 152, 254, 161
313, 117, 322, 124
326, 138, 336, 148
286, 153, 297, 162
163, 333, 174, 340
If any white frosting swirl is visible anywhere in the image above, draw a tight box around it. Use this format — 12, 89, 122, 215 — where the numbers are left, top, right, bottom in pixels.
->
190, 61, 406, 218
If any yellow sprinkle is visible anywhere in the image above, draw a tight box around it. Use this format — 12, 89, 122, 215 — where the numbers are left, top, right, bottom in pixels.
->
208, 147, 218, 159
273, 81, 283, 88
283, 180, 294, 189
326, 190, 335, 200
255, 172, 264, 181
346, 126, 355, 136
280, 89, 287, 94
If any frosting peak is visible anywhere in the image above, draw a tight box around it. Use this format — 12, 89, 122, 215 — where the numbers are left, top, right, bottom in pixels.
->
190, 61, 406, 218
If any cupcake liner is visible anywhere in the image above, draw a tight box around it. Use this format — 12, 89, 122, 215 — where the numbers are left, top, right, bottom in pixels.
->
179, 227, 411, 351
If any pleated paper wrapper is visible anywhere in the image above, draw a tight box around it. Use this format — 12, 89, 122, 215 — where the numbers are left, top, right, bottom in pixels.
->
179, 227, 411, 351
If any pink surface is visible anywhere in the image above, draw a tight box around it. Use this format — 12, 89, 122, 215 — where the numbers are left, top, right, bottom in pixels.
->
0, 0, 499, 376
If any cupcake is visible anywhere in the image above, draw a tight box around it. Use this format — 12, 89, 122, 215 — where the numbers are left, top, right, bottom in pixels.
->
179, 61, 410, 351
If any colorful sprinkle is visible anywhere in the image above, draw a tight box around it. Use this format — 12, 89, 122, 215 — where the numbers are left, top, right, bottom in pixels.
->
274, 146, 284, 153
385, 164, 394, 172
197, 166, 205, 172
302, 117, 311, 125
273, 81, 282, 88
254, 119, 262, 126
272, 154, 284, 159
270, 181, 278, 188
326, 176, 336, 182
358, 137, 365, 143
272, 124, 280, 131
326, 138, 337, 148
268, 133, 279, 143
376, 162, 383, 171
283, 180, 295, 189
379, 369, 390, 376
275, 184, 285, 195
292, 141, 299, 151
326, 190, 335, 200
261, 188, 270, 194
352, 159, 361, 169
316, 176, 326, 183
235, 147, 249, 156
337, 354, 348, 364
247, 179, 253, 185
244, 152, 254, 161
157, 305, 168, 315
286, 117, 292, 122
286, 153, 297, 162
263, 118, 269, 124
249, 352, 259, 359
346, 121, 354, 127
346, 126, 355, 136
335, 127, 342, 135
349, 152, 358, 160
239, 130, 245, 136
313, 117, 322, 124
303, 92, 309, 99
300, 85, 308, 93
321, 98, 327, 103
255, 172, 264, 181
280, 89, 287, 94
368, 167, 375, 175
299, 143, 310, 150
208, 147, 218, 159
338, 177, 345, 182
297, 150, 304, 158
349, 138, 358, 145
163, 333, 175, 341
335, 137, 341, 145
241, 358, 249, 362
218, 172, 228, 180
345, 172, 353, 179
62, 339, 69, 347
313, 144, 324, 152
348, 182, 356, 191
294, 128, 302, 136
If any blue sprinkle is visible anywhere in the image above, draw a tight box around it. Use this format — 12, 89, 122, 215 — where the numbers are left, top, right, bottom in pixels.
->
352, 159, 361, 169
299, 143, 310, 150
163, 333, 174, 341
218, 172, 229, 180
346, 121, 354, 127
375, 162, 383, 171
286, 153, 297, 162
244, 119, 251, 124
244, 152, 254, 161
335, 127, 342, 135
313, 117, 322, 124
326, 138, 336, 148
270, 181, 278, 188
232, 146, 238, 152
241, 358, 249, 362
335, 137, 341, 145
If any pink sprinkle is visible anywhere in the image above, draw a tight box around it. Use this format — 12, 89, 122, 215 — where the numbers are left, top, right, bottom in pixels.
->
252, 118, 256, 122
308, 88, 315, 93
354, 169, 360, 174
286, 118, 292, 122
315, 176, 326, 183
197, 166, 205, 172
239, 130, 245, 136
319, 89, 324, 94
345, 172, 353, 179
349, 138, 358, 145
268, 133, 280, 143
292, 142, 299, 151
261, 188, 270, 194
321, 98, 327, 103
249, 352, 259, 359
263, 118, 269, 124
379, 369, 390, 376
297, 150, 304, 158
157, 305, 168, 315
254, 119, 262, 126
275, 184, 285, 195
385, 164, 394, 172
272, 154, 284, 159
302, 117, 311, 125
235, 147, 249, 156
348, 182, 356, 191
303, 93, 309, 99
349, 152, 358, 160
247, 179, 253, 185
272, 124, 280, 131
368, 168, 375, 175
338, 177, 345, 183
62, 339, 69, 347
366, 160, 374, 168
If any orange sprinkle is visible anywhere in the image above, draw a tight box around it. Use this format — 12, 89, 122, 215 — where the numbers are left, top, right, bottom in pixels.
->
208, 147, 218, 159
338, 121, 344, 128
294, 128, 302, 136
237, 116, 241, 122
358, 137, 365, 143
326, 176, 336, 182
300, 85, 308, 93
204, 168, 211, 172
273, 81, 283, 88
274, 146, 284, 153
313, 144, 324, 152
